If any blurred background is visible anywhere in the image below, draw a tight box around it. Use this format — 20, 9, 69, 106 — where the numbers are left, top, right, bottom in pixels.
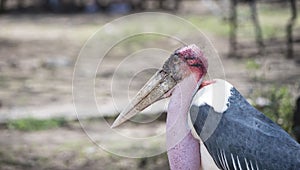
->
0, 0, 299, 169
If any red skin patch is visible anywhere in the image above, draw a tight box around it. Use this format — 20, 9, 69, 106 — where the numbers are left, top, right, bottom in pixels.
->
176, 44, 208, 82
199, 80, 215, 89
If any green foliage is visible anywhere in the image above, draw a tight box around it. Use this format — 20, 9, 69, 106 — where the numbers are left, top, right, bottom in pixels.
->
252, 86, 294, 133
187, 4, 299, 40
246, 59, 260, 70
7, 118, 66, 131
188, 16, 229, 37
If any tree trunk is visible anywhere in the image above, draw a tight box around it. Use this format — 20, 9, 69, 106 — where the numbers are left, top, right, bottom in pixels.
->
0, 0, 6, 13
229, 0, 238, 57
286, 0, 297, 59
249, 0, 264, 54
159, 0, 164, 9
174, 0, 181, 10
17, 0, 24, 10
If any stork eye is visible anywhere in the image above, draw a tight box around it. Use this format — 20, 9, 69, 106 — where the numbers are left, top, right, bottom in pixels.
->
191, 63, 203, 67
184, 56, 194, 60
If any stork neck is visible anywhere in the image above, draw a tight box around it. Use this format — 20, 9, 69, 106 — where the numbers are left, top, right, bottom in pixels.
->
166, 74, 201, 170
167, 74, 199, 135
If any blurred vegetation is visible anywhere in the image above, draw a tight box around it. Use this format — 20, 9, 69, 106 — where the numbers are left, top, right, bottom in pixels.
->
188, 16, 229, 37
251, 86, 294, 134
7, 117, 67, 131
188, 4, 299, 39
245, 59, 260, 70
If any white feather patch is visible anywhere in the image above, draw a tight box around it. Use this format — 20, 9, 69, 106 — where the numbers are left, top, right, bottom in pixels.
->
192, 79, 233, 113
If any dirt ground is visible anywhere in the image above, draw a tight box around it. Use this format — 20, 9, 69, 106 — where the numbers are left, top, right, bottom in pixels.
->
0, 119, 170, 170
0, 4, 300, 170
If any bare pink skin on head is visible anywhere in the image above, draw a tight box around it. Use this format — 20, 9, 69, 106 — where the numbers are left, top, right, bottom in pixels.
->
174, 44, 208, 81
166, 45, 208, 170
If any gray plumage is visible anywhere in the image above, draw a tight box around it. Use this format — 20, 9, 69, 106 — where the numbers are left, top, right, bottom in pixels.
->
190, 87, 300, 170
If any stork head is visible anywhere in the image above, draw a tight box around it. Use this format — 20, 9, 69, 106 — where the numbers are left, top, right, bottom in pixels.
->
111, 44, 208, 128
166, 44, 208, 82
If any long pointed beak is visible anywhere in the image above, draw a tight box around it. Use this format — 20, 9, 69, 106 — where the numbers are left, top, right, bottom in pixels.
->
111, 44, 207, 128
111, 70, 177, 128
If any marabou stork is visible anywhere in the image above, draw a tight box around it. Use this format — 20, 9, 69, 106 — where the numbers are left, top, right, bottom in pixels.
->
112, 44, 300, 170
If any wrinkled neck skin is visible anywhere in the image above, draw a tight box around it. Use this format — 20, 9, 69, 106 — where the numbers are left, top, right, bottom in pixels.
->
166, 74, 201, 170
